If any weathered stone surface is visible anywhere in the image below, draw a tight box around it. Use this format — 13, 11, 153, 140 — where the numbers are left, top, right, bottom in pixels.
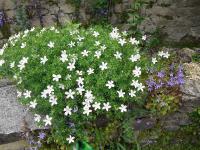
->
0, 140, 28, 150
114, 4, 123, 13
134, 118, 156, 130
58, 13, 71, 26
0, 0, 15, 10
59, 3, 75, 14
40, 15, 56, 27
139, 0, 200, 43
0, 81, 39, 143
0, 31, 3, 39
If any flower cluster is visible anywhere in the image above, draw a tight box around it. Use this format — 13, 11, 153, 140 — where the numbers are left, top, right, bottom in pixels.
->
0, 24, 176, 147
146, 65, 184, 92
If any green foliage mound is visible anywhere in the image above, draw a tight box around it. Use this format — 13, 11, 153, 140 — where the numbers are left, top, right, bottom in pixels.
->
0, 23, 180, 148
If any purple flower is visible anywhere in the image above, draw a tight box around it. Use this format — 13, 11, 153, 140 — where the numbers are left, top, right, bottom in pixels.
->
157, 71, 165, 78
167, 77, 175, 87
177, 77, 184, 85
38, 132, 46, 140
146, 78, 156, 91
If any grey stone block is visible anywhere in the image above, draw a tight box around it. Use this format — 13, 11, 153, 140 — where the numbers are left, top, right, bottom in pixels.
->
0, 83, 39, 144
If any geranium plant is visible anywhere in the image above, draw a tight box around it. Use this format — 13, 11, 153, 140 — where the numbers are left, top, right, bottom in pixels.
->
0, 23, 181, 149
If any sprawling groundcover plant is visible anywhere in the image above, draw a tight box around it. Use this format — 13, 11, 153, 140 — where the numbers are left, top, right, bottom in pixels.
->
0, 24, 183, 149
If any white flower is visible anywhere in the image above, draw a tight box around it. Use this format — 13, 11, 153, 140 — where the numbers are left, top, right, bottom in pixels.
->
114, 51, 122, 59
20, 42, 26, 48
142, 35, 147, 41
85, 90, 93, 99
17, 91, 22, 97
158, 51, 170, 58
77, 35, 84, 41
64, 106, 72, 116
137, 83, 145, 92
20, 57, 28, 64
132, 66, 141, 77
34, 114, 41, 122
92, 102, 101, 110
65, 89, 75, 99
94, 51, 102, 59
163, 51, 170, 58
43, 115, 52, 126
87, 68, 94, 75
30, 99, 37, 108
102, 102, 111, 111
55, 29, 60, 33
59, 84, 65, 90
110, 28, 120, 39
50, 26, 55, 30
158, 51, 164, 57
131, 80, 145, 91
81, 49, 89, 57
18, 63, 25, 71
40, 56, 48, 64
129, 90, 136, 97
66, 135, 75, 144
67, 62, 75, 71
66, 74, 72, 80
113, 27, 119, 32
118, 38, 126, 46
18, 57, 29, 71
83, 106, 92, 116
99, 62, 108, 71
130, 37, 139, 45
117, 89, 125, 98
47, 41, 54, 48
100, 45, 106, 51
129, 54, 140, 62
106, 80, 115, 89
49, 95, 58, 106
60, 50, 68, 63
46, 85, 54, 95
68, 41, 75, 48
41, 28, 46, 32
0, 60, 5, 66
152, 57, 157, 64
30, 27, 35, 32
119, 104, 127, 112
93, 31, 99, 37
52, 74, 61, 82
95, 41, 100, 46
24, 90, 31, 98
131, 80, 139, 88
10, 61, 15, 68
76, 77, 84, 85
75, 71, 82, 76
76, 85, 85, 95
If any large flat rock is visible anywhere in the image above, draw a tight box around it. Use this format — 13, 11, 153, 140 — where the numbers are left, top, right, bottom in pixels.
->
0, 81, 38, 144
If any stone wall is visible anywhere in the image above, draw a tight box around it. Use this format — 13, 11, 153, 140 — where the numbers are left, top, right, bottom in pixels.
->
139, 0, 200, 44
0, 0, 200, 45
0, 0, 76, 47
